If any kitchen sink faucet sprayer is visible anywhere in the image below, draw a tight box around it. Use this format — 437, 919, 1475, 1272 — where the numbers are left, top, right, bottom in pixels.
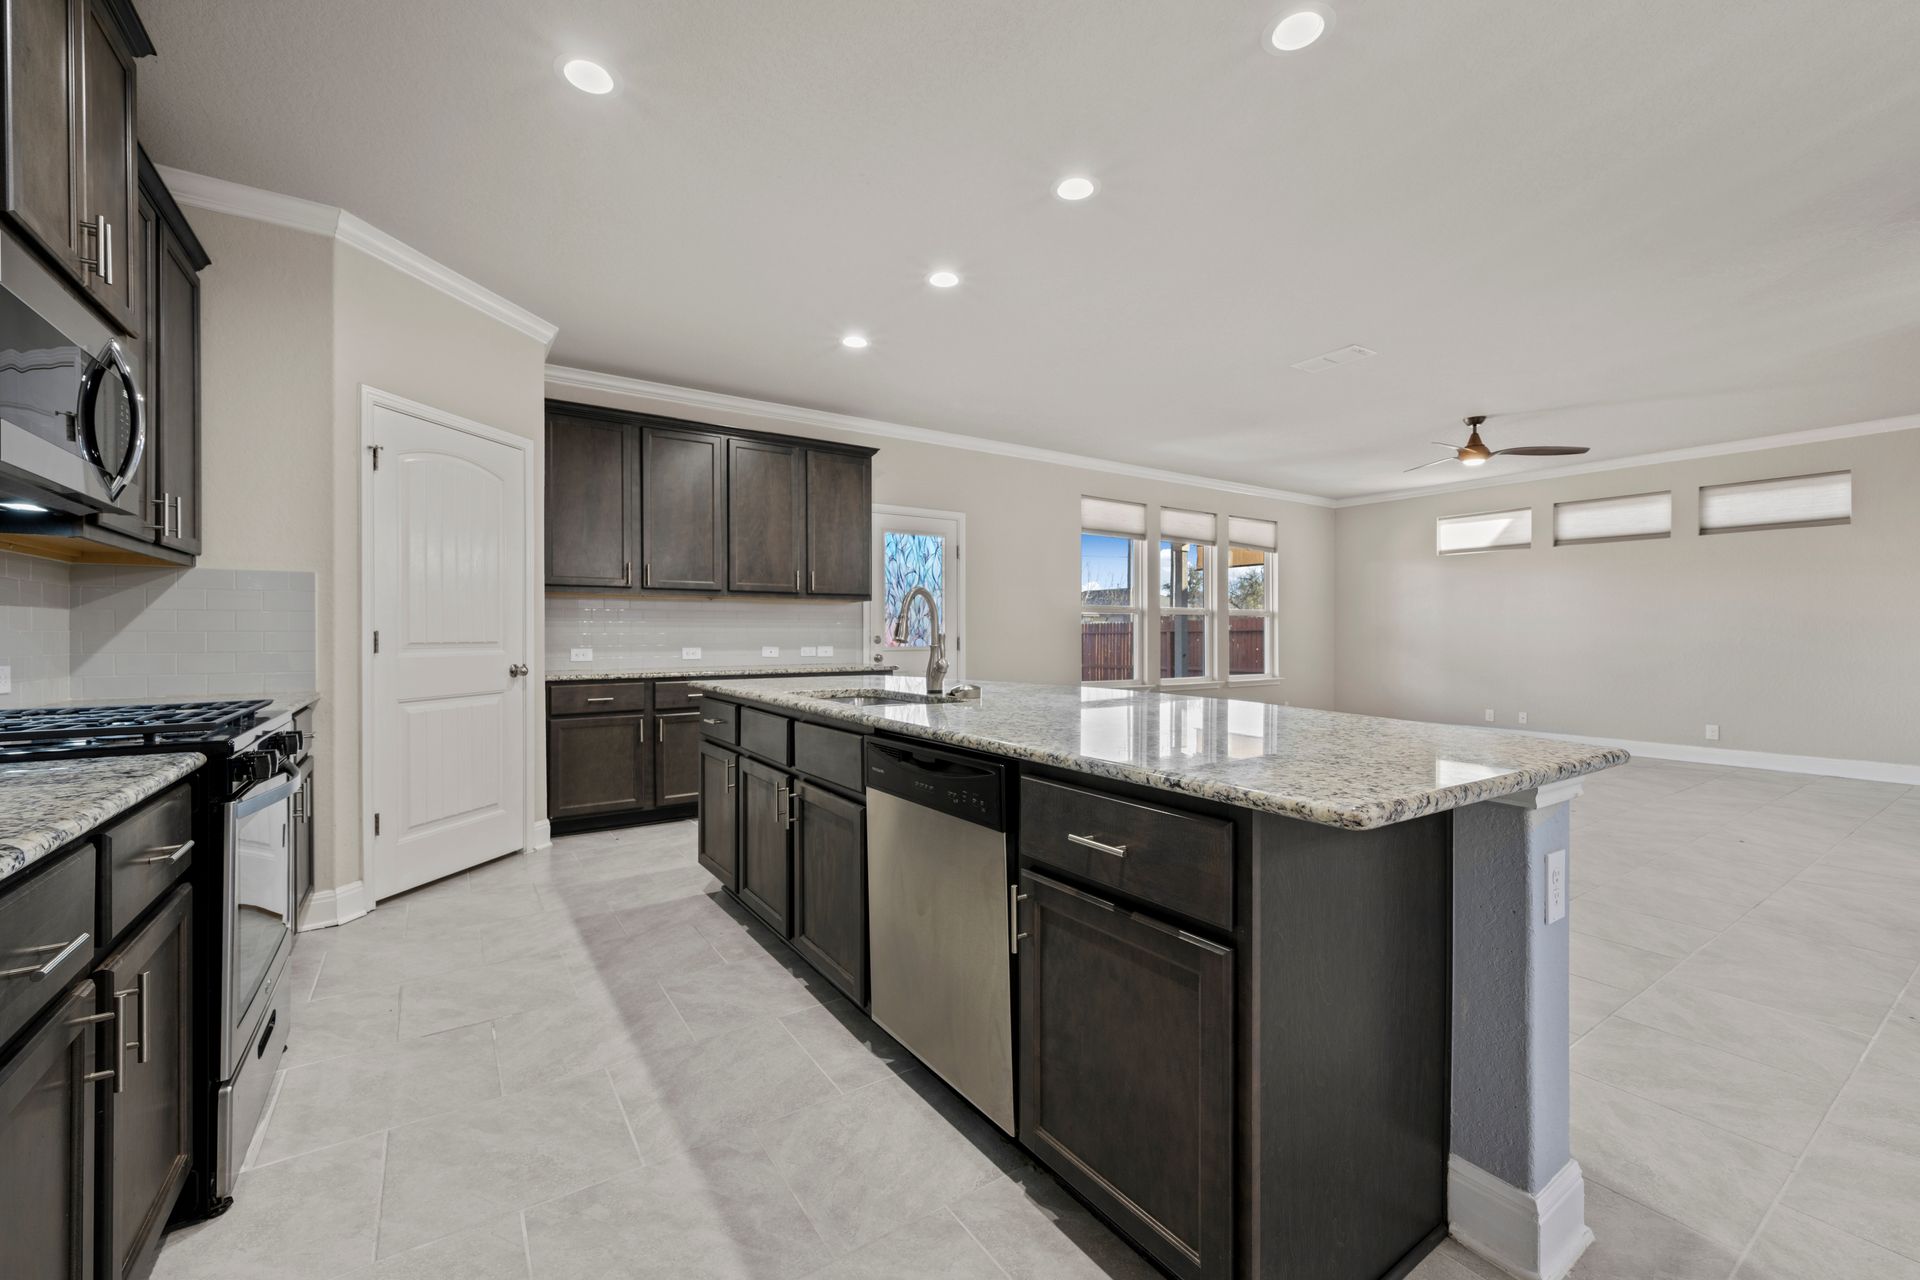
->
891, 585, 947, 695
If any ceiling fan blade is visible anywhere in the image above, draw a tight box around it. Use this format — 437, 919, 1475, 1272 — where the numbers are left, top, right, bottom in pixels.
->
1403, 457, 1458, 472
1430, 441, 1464, 450
1492, 446, 1591, 456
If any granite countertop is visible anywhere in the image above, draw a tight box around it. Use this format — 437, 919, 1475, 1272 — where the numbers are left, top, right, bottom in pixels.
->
550, 664, 893, 683
0, 753, 207, 885
691, 676, 1628, 831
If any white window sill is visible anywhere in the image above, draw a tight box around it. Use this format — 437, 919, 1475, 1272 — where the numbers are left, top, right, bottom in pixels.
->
1227, 675, 1286, 687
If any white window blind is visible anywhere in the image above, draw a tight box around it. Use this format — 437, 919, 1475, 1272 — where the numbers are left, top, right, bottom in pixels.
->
1227, 515, 1278, 549
1161, 508, 1217, 542
1436, 508, 1532, 555
1081, 496, 1147, 537
1700, 472, 1851, 533
1554, 492, 1672, 545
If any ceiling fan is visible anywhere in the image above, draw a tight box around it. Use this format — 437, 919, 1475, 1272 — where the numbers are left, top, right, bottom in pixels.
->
1407, 416, 1591, 471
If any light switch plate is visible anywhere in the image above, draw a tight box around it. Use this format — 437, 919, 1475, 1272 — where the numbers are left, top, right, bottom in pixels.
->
0, 665, 11, 695
761, 645, 779, 658
570, 648, 593, 663
682, 647, 702, 660
1704, 723, 1720, 741
1483, 709, 1495, 723
800, 646, 818, 657
818, 645, 834, 657
1517, 711, 1528, 725
1545, 849, 1568, 924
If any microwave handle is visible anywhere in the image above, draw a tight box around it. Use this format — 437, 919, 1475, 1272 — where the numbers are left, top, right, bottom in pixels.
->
95, 337, 147, 500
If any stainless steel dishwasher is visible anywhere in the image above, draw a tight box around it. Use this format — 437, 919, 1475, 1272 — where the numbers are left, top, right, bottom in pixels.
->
865, 739, 1016, 1134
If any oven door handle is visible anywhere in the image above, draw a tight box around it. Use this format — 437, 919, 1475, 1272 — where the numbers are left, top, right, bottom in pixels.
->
232, 772, 300, 820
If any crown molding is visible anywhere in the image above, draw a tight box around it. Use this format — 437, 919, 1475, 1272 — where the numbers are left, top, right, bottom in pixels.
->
154, 167, 558, 350
1330, 413, 1920, 508
544, 365, 1338, 509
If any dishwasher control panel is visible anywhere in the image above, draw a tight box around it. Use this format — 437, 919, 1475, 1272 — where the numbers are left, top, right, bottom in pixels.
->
865, 739, 1006, 832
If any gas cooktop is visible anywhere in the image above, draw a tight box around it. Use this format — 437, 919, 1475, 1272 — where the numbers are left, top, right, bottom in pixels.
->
0, 698, 272, 746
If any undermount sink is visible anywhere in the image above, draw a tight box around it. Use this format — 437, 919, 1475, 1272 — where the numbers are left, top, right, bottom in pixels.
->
815, 692, 919, 707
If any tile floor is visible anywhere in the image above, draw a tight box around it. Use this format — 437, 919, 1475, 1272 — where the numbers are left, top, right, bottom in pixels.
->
151, 758, 1920, 1280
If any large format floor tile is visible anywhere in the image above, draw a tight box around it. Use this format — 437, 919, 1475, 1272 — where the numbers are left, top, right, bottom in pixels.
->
1663, 921, 1912, 1034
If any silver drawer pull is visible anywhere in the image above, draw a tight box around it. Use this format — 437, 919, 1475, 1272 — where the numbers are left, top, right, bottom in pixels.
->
1067, 833, 1128, 858
700, 716, 725, 725
1, 931, 91, 981
687, 692, 703, 699
585, 696, 616, 703
137, 839, 194, 866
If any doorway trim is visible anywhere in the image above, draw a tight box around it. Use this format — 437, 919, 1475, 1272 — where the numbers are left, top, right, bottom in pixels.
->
358, 385, 541, 908
869, 504, 968, 678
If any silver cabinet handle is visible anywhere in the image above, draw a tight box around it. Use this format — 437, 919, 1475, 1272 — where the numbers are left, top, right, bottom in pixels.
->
775, 781, 792, 830
623, 560, 632, 587
145, 495, 168, 531
644, 562, 652, 587
134, 971, 151, 1065
101, 218, 113, 286
700, 715, 725, 725
810, 570, 817, 592
172, 494, 183, 538
108, 986, 137, 1092
1009, 885, 1030, 953
1, 931, 91, 980
1067, 833, 1128, 858
788, 786, 800, 826
725, 759, 736, 793
137, 839, 193, 866
585, 696, 615, 703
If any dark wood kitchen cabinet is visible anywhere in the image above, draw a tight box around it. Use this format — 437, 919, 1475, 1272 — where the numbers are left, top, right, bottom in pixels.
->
76, 0, 139, 331
95, 885, 192, 1280
547, 711, 650, 821
696, 740, 739, 890
736, 755, 794, 937
803, 448, 871, 596
640, 425, 727, 591
0, 981, 97, 1280
546, 411, 637, 588
726, 437, 804, 593
653, 710, 702, 806
2, 0, 86, 275
1018, 869, 1234, 1280
791, 783, 866, 1005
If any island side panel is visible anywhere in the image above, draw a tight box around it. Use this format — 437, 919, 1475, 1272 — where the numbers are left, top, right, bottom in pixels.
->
1245, 810, 1451, 1279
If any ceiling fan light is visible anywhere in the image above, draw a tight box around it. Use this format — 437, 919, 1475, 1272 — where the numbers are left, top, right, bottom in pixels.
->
1460, 457, 1486, 467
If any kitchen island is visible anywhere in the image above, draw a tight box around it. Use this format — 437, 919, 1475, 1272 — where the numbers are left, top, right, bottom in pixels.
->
691, 675, 1625, 1280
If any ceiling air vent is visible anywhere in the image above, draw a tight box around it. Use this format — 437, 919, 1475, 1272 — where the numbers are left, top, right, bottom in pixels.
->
1290, 344, 1378, 373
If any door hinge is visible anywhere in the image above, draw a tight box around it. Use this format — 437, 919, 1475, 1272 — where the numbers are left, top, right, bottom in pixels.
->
368, 444, 382, 470
372, 630, 380, 653
373, 813, 381, 836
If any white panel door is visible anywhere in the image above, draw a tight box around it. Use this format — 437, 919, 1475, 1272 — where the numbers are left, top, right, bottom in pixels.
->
369, 401, 528, 900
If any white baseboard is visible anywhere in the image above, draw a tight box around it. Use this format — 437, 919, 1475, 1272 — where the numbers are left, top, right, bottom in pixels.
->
298, 880, 373, 930
1449, 1156, 1593, 1280
1490, 726, 1920, 786
530, 819, 553, 852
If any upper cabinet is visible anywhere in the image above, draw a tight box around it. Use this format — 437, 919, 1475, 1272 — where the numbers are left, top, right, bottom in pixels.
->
544, 401, 875, 600
2, 0, 152, 334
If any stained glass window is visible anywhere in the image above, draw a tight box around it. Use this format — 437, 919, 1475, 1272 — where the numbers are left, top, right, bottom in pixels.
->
882, 531, 944, 647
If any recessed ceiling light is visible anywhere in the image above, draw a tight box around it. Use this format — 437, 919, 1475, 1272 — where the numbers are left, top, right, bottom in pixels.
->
927, 269, 960, 288
0, 500, 47, 513
840, 333, 870, 350
1268, 10, 1327, 52
1054, 176, 1097, 201
560, 58, 614, 94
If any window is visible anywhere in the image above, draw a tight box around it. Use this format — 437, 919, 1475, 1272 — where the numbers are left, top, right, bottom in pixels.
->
1700, 472, 1851, 534
1226, 516, 1279, 678
1437, 507, 1533, 555
1159, 508, 1214, 681
1080, 497, 1146, 683
1554, 492, 1672, 546
881, 530, 945, 646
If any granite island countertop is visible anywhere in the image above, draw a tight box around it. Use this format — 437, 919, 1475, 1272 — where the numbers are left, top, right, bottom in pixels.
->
0, 753, 207, 885
690, 675, 1628, 830
550, 664, 892, 683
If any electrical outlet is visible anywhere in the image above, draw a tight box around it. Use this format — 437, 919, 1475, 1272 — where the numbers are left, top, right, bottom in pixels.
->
570, 648, 592, 663
1517, 711, 1528, 726
682, 647, 702, 661
762, 645, 779, 658
1484, 709, 1495, 723
1704, 723, 1720, 741
1545, 849, 1568, 924
818, 645, 834, 657
800, 646, 818, 657
0, 665, 11, 695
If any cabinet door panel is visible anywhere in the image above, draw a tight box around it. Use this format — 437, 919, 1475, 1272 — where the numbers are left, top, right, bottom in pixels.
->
94, 186, 158, 542
0, 981, 96, 1280
654, 711, 702, 806
640, 426, 726, 591
153, 228, 200, 553
726, 437, 804, 593
1019, 871, 1233, 1280
736, 757, 792, 936
792, 784, 866, 1005
547, 713, 649, 820
2, 0, 81, 272
804, 450, 871, 597
696, 741, 739, 891
97, 885, 192, 1280
77, 0, 137, 331
546, 414, 635, 588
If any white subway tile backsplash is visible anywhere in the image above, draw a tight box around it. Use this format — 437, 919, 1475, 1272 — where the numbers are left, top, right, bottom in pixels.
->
544, 595, 867, 674
0, 552, 72, 705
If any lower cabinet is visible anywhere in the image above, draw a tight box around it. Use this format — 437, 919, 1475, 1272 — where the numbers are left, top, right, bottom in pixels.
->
1017, 870, 1235, 1280
696, 741, 739, 890
654, 711, 702, 806
95, 886, 193, 1280
0, 981, 98, 1280
791, 783, 866, 1006
736, 756, 794, 936
548, 712, 650, 821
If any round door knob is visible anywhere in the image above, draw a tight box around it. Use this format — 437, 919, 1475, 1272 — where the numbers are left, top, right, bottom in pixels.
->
508, 663, 529, 677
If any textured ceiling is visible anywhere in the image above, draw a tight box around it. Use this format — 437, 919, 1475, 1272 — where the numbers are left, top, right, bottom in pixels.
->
136, 0, 1920, 498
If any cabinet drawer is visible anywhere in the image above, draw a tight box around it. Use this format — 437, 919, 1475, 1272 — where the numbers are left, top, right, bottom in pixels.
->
698, 699, 739, 744
103, 782, 194, 940
739, 707, 792, 766
793, 721, 864, 793
550, 681, 649, 715
654, 681, 710, 711
1020, 776, 1233, 930
0, 846, 98, 1050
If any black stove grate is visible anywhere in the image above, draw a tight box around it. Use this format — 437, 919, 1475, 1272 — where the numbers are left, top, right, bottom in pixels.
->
0, 698, 272, 744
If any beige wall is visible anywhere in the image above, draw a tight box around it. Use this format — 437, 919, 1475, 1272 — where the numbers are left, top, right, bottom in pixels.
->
546, 382, 1340, 711
1334, 426, 1920, 765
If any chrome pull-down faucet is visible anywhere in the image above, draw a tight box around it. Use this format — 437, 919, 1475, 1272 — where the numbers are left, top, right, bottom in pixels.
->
891, 585, 947, 696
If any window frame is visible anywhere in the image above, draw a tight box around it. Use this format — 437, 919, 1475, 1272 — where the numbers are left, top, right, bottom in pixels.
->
1078, 509, 1147, 688
1436, 506, 1534, 556
1225, 542, 1280, 684
1156, 531, 1215, 686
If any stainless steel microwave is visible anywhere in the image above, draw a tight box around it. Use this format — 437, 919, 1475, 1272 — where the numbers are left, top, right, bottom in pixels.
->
0, 227, 146, 514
